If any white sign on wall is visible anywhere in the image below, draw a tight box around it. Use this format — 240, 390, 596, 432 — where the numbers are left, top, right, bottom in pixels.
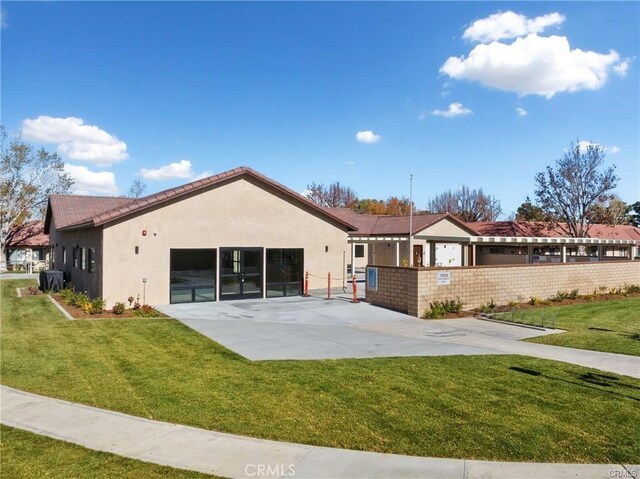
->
436, 271, 451, 285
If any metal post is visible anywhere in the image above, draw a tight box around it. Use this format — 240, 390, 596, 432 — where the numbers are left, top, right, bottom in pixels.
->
409, 174, 413, 267
327, 272, 331, 300
304, 271, 309, 297
352, 274, 358, 303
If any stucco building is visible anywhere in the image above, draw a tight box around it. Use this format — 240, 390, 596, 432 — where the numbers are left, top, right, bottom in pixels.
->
46, 167, 355, 306
45, 166, 639, 308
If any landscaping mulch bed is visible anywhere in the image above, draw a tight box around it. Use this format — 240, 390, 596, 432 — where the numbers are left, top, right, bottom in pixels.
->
50, 294, 167, 319
481, 292, 640, 313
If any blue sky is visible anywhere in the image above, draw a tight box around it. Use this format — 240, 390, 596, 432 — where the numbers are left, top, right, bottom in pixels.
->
2, 1, 638, 216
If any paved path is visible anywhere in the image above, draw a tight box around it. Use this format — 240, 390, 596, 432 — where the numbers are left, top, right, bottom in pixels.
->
158, 297, 640, 378
1, 386, 636, 479
0, 273, 39, 280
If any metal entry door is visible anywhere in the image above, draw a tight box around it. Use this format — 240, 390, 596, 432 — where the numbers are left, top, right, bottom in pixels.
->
219, 248, 263, 300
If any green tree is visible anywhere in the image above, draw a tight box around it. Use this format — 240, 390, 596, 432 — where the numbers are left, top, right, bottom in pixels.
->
0, 126, 73, 263
534, 140, 619, 237
515, 196, 549, 221
627, 201, 640, 227
587, 195, 630, 225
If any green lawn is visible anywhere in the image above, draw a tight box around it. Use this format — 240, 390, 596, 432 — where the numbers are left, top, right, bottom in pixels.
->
524, 297, 640, 355
1, 279, 639, 463
0, 425, 218, 478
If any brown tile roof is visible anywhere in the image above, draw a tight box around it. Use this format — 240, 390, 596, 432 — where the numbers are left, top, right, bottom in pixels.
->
328, 208, 476, 236
45, 195, 134, 232
467, 221, 640, 242
47, 167, 356, 232
6, 221, 49, 247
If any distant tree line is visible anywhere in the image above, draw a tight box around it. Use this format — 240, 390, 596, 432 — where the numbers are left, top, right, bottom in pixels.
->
305, 140, 638, 236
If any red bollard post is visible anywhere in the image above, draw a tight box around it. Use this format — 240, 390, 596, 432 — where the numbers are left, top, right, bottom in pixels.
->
304, 271, 309, 297
327, 272, 331, 300
352, 274, 358, 303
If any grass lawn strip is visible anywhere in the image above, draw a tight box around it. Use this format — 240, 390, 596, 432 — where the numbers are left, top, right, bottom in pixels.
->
0, 425, 220, 478
1, 279, 638, 463
524, 298, 640, 355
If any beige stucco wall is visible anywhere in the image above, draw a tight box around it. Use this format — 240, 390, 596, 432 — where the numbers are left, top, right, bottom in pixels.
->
48, 217, 104, 297
416, 220, 472, 239
100, 176, 349, 306
366, 261, 640, 316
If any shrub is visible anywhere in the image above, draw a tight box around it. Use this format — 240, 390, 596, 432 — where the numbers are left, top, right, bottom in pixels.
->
69, 291, 90, 308
551, 291, 572, 302
59, 283, 76, 302
423, 298, 464, 319
529, 297, 542, 306
477, 299, 496, 314
568, 289, 579, 300
112, 302, 126, 315
133, 304, 159, 318
507, 300, 520, 309
80, 297, 105, 315
624, 284, 640, 294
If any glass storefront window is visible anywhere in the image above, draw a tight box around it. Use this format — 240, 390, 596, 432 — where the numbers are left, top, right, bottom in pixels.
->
170, 249, 216, 303
266, 249, 303, 297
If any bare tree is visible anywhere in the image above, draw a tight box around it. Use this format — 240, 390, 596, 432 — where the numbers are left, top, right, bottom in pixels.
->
304, 181, 357, 208
0, 126, 73, 263
534, 141, 618, 237
426, 185, 502, 222
127, 178, 148, 198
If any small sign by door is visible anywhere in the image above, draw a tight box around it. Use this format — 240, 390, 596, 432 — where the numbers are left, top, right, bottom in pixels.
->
436, 271, 451, 285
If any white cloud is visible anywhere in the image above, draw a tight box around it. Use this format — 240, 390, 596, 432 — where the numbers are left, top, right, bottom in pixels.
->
577, 140, 599, 152
431, 102, 473, 118
516, 107, 528, 116
22, 116, 128, 167
140, 160, 194, 181
613, 59, 630, 76
345, 161, 355, 165
355, 130, 381, 144
1, 7, 8, 28
575, 141, 619, 154
441, 34, 622, 98
463, 11, 565, 43
191, 170, 213, 181
64, 164, 117, 196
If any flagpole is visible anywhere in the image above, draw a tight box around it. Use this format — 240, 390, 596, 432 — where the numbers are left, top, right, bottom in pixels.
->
409, 174, 413, 267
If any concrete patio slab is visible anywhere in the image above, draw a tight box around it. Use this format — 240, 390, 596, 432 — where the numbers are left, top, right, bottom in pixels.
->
156, 296, 550, 361
156, 296, 640, 378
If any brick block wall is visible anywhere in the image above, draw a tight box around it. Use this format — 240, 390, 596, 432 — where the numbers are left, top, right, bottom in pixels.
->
366, 261, 640, 317
365, 266, 421, 316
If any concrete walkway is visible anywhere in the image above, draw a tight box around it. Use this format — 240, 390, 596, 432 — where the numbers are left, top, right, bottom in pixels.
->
158, 297, 640, 378
1, 386, 636, 479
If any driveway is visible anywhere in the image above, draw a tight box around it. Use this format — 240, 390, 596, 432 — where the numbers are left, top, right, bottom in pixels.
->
157, 296, 640, 378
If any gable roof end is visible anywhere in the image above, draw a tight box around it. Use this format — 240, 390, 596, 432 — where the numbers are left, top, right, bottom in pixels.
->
51, 167, 357, 232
